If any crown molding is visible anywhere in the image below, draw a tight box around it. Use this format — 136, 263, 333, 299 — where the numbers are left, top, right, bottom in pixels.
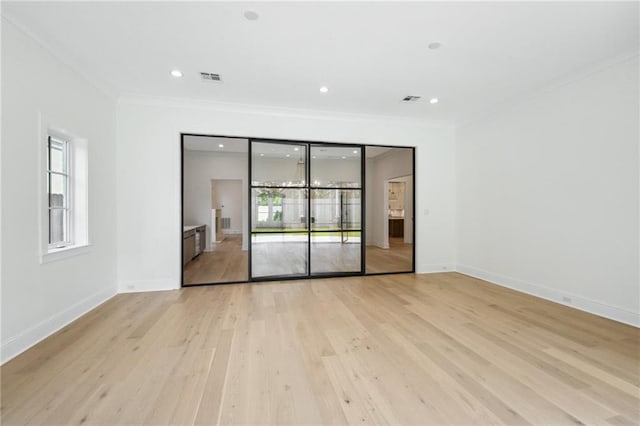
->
5, 4, 634, 131
1, 12, 119, 100
117, 93, 456, 129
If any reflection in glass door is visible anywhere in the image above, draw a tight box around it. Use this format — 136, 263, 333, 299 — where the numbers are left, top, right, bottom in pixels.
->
309, 145, 362, 274
182, 135, 249, 286
250, 141, 363, 279
182, 135, 415, 286
250, 141, 309, 278
364, 146, 415, 274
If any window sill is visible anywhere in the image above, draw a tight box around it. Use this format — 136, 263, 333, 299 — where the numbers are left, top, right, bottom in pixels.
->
40, 244, 91, 264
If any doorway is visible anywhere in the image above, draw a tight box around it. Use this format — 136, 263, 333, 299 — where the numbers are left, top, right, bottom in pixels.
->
181, 134, 414, 286
249, 141, 363, 280
182, 136, 248, 285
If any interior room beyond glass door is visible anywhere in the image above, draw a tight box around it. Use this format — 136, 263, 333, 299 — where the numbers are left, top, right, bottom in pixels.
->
310, 145, 362, 274
182, 135, 249, 286
364, 146, 415, 274
250, 141, 309, 279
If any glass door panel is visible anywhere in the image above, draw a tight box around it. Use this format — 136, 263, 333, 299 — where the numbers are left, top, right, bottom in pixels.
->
364, 146, 415, 274
310, 189, 361, 231
252, 188, 307, 232
251, 231, 308, 277
310, 146, 361, 188
252, 141, 307, 187
309, 145, 362, 275
310, 231, 361, 274
250, 141, 309, 279
182, 136, 249, 285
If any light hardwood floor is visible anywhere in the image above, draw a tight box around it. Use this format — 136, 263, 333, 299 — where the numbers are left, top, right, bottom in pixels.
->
252, 240, 362, 277
184, 235, 248, 284
2, 273, 638, 425
186, 236, 412, 284
366, 238, 413, 274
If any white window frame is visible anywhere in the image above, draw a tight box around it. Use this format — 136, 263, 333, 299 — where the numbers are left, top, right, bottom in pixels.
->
39, 115, 90, 264
47, 136, 73, 249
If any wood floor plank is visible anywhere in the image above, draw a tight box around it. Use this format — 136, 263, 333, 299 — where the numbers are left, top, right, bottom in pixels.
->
193, 329, 232, 425
543, 347, 640, 398
2, 272, 638, 425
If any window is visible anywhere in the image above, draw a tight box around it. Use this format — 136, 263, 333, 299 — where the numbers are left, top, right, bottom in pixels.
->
47, 137, 72, 248
40, 122, 89, 263
255, 190, 284, 225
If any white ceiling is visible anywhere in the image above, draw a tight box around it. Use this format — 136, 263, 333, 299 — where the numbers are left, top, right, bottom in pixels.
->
4, 2, 638, 125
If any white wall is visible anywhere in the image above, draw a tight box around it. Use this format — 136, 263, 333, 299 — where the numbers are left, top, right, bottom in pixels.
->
457, 56, 639, 326
183, 151, 248, 249
117, 97, 457, 292
1, 19, 118, 362
212, 179, 243, 235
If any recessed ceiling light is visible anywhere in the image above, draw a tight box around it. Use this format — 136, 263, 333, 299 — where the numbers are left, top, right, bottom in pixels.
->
320, 86, 329, 93
286, 154, 290, 157
429, 97, 439, 104
352, 150, 358, 154
428, 42, 442, 50
312, 155, 316, 159
341, 156, 346, 159
171, 69, 183, 78
244, 10, 259, 20
260, 153, 264, 157
218, 143, 224, 148
294, 147, 299, 151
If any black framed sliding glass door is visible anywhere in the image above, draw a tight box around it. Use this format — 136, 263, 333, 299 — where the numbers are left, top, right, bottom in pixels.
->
309, 145, 362, 275
250, 141, 309, 279
249, 140, 363, 280
181, 133, 415, 287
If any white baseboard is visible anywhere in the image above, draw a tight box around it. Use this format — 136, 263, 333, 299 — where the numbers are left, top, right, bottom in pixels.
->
416, 263, 456, 274
456, 264, 640, 328
375, 240, 388, 249
118, 278, 179, 293
222, 229, 242, 235
1, 286, 117, 364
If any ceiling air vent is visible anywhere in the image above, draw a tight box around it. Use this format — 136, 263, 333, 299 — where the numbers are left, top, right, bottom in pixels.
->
402, 95, 421, 102
200, 72, 222, 82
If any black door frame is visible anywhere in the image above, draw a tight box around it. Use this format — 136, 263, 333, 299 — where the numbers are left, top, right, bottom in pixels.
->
249, 139, 365, 282
180, 132, 416, 287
